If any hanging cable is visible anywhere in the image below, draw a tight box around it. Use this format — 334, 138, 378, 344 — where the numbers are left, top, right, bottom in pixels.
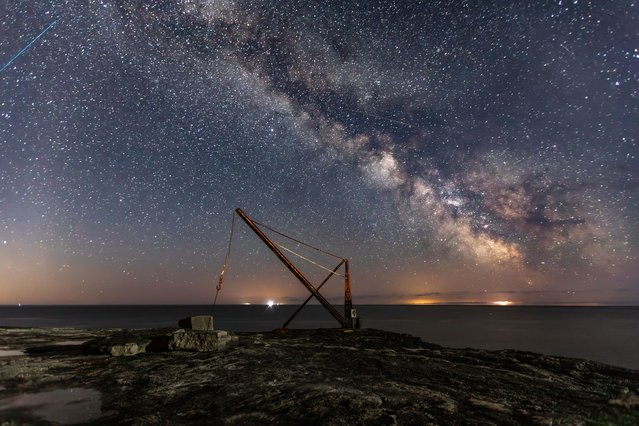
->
275, 242, 344, 277
252, 219, 343, 260
213, 210, 345, 311
213, 212, 235, 310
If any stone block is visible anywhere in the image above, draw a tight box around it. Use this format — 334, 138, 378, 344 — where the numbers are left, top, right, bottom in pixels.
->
178, 316, 214, 331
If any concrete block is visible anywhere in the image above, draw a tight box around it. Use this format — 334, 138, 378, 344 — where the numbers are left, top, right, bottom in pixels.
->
178, 316, 214, 331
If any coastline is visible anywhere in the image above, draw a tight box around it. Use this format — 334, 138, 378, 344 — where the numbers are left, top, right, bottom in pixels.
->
2, 304, 639, 370
1, 326, 638, 424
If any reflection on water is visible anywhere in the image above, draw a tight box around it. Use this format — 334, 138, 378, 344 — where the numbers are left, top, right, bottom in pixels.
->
54, 340, 87, 346
0, 349, 24, 357
0, 388, 101, 424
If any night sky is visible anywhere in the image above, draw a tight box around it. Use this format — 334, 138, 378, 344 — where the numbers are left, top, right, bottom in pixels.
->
1, 1, 637, 305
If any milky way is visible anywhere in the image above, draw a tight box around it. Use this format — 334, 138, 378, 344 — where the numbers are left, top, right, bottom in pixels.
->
1, 1, 637, 305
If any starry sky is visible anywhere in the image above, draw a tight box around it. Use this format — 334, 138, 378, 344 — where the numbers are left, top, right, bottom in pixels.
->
1, 1, 637, 306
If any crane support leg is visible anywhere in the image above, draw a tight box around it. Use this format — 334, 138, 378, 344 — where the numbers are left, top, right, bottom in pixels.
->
345, 259, 353, 328
282, 259, 345, 329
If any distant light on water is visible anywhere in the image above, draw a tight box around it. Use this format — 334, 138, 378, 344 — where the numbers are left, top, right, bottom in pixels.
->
493, 300, 514, 306
267, 300, 275, 308
407, 298, 437, 305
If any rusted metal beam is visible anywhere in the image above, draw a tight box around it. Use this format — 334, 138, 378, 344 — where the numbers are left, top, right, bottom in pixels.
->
234, 208, 349, 328
344, 259, 353, 328
282, 259, 345, 329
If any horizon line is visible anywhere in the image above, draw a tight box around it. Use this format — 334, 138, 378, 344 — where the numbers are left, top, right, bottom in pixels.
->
2, 303, 638, 307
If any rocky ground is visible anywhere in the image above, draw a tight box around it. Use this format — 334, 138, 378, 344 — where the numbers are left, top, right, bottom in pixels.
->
1, 327, 638, 425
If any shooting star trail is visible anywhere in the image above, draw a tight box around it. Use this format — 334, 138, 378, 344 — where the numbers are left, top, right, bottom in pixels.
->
0, 18, 59, 75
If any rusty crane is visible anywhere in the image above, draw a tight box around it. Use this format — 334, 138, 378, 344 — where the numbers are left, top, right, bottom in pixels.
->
215, 208, 357, 329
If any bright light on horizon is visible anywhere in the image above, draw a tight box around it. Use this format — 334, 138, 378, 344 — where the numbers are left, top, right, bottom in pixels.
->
407, 298, 438, 305
267, 300, 275, 308
493, 300, 514, 306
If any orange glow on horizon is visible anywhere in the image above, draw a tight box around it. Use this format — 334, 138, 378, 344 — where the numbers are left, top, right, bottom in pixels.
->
407, 298, 439, 305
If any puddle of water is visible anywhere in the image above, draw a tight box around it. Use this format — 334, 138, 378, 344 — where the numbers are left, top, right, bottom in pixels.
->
0, 388, 102, 424
0, 349, 24, 357
54, 340, 86, 346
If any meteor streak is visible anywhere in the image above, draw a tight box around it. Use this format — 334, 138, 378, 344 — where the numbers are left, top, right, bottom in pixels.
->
0, 18, 59, 75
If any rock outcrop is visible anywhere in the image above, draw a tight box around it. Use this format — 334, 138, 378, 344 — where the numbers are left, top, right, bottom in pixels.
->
1, 327, 638, 425
85, 328, 238, 356
165, 329, 236, 352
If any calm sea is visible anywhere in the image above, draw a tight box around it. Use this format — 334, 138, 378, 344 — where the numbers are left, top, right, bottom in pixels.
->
1, 305, 638, 370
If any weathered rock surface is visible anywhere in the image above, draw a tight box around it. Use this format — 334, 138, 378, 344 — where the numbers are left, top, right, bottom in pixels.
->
85, 328, 237, 356
1, 327, 638, 425
166, 329, 236, 352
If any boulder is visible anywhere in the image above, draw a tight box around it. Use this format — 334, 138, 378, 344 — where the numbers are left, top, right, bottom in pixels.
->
84, 331, 156, 357
109, 342, 146, 357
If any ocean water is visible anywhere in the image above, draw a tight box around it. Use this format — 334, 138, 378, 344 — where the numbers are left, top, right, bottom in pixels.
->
1, 305, 638, 370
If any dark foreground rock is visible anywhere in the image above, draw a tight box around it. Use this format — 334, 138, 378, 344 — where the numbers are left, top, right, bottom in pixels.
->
1, 327, 638, 425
